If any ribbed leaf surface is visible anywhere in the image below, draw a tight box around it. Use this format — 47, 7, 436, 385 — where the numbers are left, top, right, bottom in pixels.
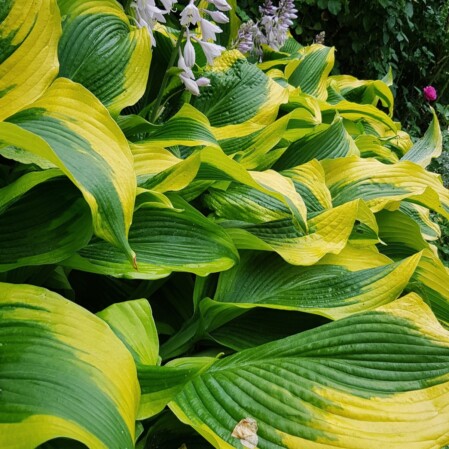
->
214, 250, 420, 319
0, 282, 139, 449
57, 0, 151, 115
171, 294, 449, 449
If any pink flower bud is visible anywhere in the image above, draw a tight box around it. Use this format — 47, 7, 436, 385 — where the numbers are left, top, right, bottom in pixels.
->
423, 85, 437, 102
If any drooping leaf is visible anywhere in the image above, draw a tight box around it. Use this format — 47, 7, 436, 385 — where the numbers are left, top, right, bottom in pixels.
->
170, 293, 449, 449
0, 177, 92, 271
213, 250, 420, 319
281, 159, 332, 217
1, 78, 137, 261
57, 0, 151, 116
328, 74, 394, 116
222, 200, 360, 265
0, 282, 139, 449
323, 156, 449, 218
401, 107, 442, 167
273, 115, 359, 170
62, 194, 239, 279
0, 0, 61, 120
285, 45, 335, 100
98, 298, 159, 366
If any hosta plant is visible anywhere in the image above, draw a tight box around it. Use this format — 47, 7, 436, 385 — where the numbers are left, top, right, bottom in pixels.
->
2, 1, 449, 449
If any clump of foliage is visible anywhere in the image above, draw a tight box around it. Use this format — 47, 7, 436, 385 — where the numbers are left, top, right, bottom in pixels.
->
3, 1, 449, 449
237, 0, 449, 133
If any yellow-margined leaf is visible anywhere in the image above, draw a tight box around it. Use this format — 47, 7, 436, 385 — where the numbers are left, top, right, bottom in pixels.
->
401, 107, 442, 167
57, 0, 151, 116
222, 200, 360, 265
0, 282, 139, 449
213, 250, 421, 319
170, 293, 449, 449
0, 0, 60, 120
285, 44, 334, 100
1, 78, 136, 261
323, 156, 449, 218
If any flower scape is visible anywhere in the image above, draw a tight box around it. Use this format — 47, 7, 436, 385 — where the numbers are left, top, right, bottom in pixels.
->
1, 1, 449, 449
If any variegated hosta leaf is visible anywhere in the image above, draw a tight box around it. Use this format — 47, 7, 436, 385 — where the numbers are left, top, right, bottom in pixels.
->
0, 282, 139, 449
0, 176, 92, 271
355, 135, 399, 164
410, 249, 449, 328
132, 144, 201, 192
328, 74, 394, 116
138, 357, 216, 420
376, 209, 431, 258
399, 202, 441, 241
349, 199, 380, 246
1, 78, 137, 261
196, 146, 308, 228
62, 194, 239, 279
98, 299, 159, 367
281, 159, 332, 217
323, 156, 449, 218
320, 100, 397, 134
222, 108, 320, 169
213, 250, 420, 319
193, 50, 289, 141
132, 104, 219, 148
273, 115, 359, 170
170, 293, 449, 449
285, 44, 334, 100
0, 0, 60, 121
401, 107, 442, 167
210, 307, 329, 351
222, 200, 360, 266
57, 0, 151, 116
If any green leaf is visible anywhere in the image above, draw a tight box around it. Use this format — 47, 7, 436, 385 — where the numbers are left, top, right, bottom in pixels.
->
1, 78, 137, 262
98, 299, 159, 366
213, 250, 420, 319
193, 50, 288, 139
285, 45, 335, 100
57, 0, 151, 116
62, 194, 239, 279
0, 282, 139, 449
138, 357, 216, 420
170, 293, 449, 449
210, 308, 329, 351
0, 177, 92, 271
401, 107, 442, 167
323, 156, 449, 219
273, 115, 359, 170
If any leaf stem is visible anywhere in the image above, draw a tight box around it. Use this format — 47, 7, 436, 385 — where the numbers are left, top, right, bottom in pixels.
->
150, 29, 185, 123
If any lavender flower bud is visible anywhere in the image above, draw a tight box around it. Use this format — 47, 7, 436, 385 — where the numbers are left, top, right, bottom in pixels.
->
203, 8, 229, 24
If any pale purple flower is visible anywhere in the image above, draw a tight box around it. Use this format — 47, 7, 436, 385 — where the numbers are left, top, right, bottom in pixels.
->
180, 74, 200, 95
236, 0, 298, 53
196, 77, 211, 87
160, 0, 177, 11
423, 85, 437, 102
183, 31, 196, 67
180, 0, 202, 26
203, 8, 229, 24
177, 49, 194, 78
200, 18, 222, 41
131, 0, 173, 46
259, 0, 277, 16
207, 0, 231, 12
195, 38, 225, 65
